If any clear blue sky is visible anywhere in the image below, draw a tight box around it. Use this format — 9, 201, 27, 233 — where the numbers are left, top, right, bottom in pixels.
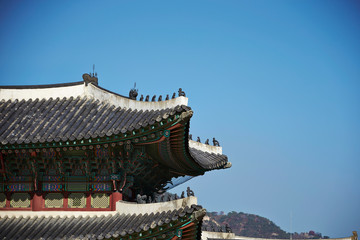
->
1, 0, 359, 238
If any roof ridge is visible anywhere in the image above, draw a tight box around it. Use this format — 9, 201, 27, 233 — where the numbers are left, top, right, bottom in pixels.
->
88, 83, 189, 110
188, 139, 223, 154
0, 82, 188, 111
0, 81, 84, 89
116, 196, 198, 215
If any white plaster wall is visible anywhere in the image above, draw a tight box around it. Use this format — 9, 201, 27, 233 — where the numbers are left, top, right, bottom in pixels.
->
189, 140, 223, 154
0, 210, 117, 219
0, 84, 84, 101
86, 83, 188, 110
116, 196, 197, 215
0, 197, 197, 219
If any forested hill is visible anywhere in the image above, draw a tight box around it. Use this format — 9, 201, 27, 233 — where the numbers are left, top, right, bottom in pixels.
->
203, 211, 327, 239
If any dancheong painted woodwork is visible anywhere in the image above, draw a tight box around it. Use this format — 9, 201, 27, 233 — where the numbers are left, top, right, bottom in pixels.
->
0, 73, 231, 239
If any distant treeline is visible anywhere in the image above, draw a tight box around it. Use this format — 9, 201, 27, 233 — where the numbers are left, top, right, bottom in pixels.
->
203, 211, 329, 239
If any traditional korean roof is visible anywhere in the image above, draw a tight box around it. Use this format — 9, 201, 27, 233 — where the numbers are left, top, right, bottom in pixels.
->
0, 198, 205, 240
0, 96, 190, 145
0, 78, 230, 178
0, 81, 189, 145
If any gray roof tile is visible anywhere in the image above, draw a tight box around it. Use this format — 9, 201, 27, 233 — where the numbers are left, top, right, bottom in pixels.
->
0, 204, 202, 240
0, 97, 190, 145
189, 147, 229, 170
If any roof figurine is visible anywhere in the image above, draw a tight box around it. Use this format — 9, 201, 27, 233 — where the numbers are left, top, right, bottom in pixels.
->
186, 186, 195, 197
136, 194, 147, 204
205, 139, 209, 145
178, 88, 186, 97
226, 224, 232, 233
352, 231, 358, 240
128, 82, 138, 100
197, 136, 201, 142
213, 137, 220, 146
82, 64, 98, 86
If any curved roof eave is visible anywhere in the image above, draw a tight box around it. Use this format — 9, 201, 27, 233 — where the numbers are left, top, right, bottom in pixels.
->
188, 140, 231, 171
152, 116, 230, 177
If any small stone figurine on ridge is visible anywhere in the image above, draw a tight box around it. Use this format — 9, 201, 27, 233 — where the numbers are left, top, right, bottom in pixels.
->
178, 88, 186, 97
129, 83, 138, 100
186, 187, 194, 197
213, 137, 220, 146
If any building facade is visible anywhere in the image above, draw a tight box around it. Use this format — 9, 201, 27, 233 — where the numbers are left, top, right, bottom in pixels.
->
0, 73, 230, 239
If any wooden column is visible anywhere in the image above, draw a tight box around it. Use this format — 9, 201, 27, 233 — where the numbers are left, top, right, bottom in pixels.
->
86, 193, 91, 208
111, 191, 122, 211
5, 193, 11, 208
63, 192, 68, 208
32, 192, 43, 211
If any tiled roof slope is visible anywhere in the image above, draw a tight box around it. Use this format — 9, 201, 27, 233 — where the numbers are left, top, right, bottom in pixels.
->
0, 81, 231, 172
0, 96, 191, 145
0, 205, 204, 240
189, 147, 229, 170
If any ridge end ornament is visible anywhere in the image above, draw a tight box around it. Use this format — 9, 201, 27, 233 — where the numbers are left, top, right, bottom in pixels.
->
83, 64, 98, 86
129, 83, 138, 100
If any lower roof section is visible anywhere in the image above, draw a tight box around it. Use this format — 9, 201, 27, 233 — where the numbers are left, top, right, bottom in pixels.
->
0, 197, 205, 240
